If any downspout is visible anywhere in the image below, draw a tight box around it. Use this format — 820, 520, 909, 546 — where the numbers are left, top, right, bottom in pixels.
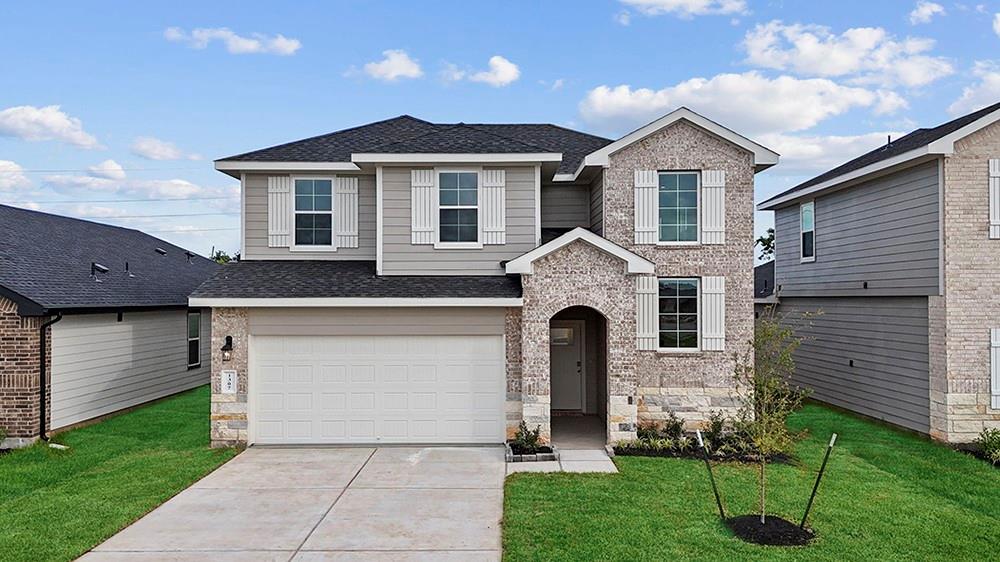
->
38, 312, 63, 441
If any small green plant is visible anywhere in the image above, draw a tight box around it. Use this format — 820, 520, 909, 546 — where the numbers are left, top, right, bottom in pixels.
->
662, 410, 685, 440
975, 428, 1000, 465
637, 422, 660, 441
511, 421, 542, 454
705, 410, 726, 449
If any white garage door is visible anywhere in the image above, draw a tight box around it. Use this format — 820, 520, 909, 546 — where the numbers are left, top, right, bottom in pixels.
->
251, 334, 506, 444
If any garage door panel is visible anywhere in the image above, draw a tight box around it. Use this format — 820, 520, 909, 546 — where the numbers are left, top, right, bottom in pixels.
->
252, 335, 504, 444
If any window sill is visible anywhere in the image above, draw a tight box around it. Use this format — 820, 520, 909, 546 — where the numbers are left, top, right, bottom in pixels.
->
655, 348, 702, 355
289, 245, 338, 253
187, 363, 202, 370
433, 241, 483, 250
800, 257, 816, 263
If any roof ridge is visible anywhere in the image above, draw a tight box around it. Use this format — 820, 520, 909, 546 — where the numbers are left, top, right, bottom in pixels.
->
367, 123, 554, 153
467, 122, 613, 143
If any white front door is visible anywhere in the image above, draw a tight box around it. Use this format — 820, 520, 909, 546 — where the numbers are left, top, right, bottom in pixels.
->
250, 334, 505, 444
550, 320, 584, 410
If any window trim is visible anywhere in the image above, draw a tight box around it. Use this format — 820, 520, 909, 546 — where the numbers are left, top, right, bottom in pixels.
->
656, 277, 701, 354
434, 167, 483, 250
187, 310, 201, 369
800, 200, 816, 263
656, 171, 701, 246
289, 175, 337, 253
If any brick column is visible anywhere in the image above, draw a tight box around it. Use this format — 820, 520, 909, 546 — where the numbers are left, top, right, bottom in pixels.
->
0, 297, 51, 448
210, 307, 249, 447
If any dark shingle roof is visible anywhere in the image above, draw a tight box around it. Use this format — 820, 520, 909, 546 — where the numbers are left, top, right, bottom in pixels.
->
0, 205, 219, 314
754, 261, 774, 299
218, 116, 613, 176
191, 260, 522, 300
761, 101, 1000, 207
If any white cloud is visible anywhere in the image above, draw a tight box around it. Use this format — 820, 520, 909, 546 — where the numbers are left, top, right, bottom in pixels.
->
550, 78, 565, 91
909, 1, 945, 24
440, 62, 466, 82
363, 50, 423, 82
88, 159, 126, 180
614, 10, 631, 25
620, 0, 747, 18
948, 61, 1000, 115
164, 27, 301, 55
131, 136, 201, 161
0, 105, 101, 149
469, 56, 521, 87
743, 21, 953, 87
0, 160, 31, 191
579, 72, 905, 137
994, 13, 1000, 36
757, 131, 900, 174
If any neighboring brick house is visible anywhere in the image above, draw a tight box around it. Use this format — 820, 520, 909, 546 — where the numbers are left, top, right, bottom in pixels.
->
0, 205, 218, 448
191, 108, 778, 447
757, 101, 1000, 443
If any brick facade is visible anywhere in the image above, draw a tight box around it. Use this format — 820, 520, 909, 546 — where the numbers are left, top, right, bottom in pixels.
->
209, 307, 249, 448
932, 121, 1000, 441
0, 296, 51, 447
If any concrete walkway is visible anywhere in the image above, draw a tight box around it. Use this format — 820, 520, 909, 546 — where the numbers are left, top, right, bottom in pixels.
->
82, 446, 504, 561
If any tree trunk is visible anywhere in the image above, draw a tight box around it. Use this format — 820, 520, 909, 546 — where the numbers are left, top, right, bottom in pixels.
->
759, 459, 766, 525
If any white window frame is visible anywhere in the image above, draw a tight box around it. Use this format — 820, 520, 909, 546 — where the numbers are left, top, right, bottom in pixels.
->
656, 277, 701, 353
800, 200, 816, 263
434, 168, 483, 249
289, 176, 337, 253
657, 171, 701, 246
187, 310, 201, 369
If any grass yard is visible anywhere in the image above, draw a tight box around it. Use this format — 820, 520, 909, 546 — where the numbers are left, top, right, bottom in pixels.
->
0, 385, 236, 562
504, 404, 1000, 561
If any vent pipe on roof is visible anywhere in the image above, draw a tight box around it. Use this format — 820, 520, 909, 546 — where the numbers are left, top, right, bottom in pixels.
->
91, 262, 109, 282
155, 248, 167, 256
125, 261, 135, 278
185, 251, 195, 264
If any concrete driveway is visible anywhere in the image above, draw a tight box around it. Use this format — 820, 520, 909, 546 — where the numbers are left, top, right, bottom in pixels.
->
81, 446, 504, 561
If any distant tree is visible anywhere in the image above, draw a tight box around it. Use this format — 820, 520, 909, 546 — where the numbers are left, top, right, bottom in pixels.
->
755, 228, 775, 261
211, 249, 237, 264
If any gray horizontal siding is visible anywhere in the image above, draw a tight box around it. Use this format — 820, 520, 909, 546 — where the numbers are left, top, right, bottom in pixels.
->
49, 309, 211, 429
381, 166, 538, 275
774, 161, 940, 297
776, 296, 930, 433
590, 172, 604, 236
243, 173, 376, 260
540, 184, 590, 228
249, 307, 506, 336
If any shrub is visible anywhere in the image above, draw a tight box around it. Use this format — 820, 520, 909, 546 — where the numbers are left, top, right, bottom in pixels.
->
976, 428, 1000, 465
511, 421, 542, 454
637, 422, 660, 441
704, 410, 726, 449
662, 410, 685, 441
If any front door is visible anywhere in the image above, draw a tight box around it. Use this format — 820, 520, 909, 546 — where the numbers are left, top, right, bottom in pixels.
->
550, 320, 584, 411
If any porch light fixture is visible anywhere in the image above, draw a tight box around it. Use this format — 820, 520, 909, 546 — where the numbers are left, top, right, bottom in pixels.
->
221, 336, 233, 362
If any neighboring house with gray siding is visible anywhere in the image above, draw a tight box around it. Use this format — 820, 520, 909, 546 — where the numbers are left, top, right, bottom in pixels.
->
758, 101, 1000, 442
193, 108, 779, 448
0, 205, 217, 448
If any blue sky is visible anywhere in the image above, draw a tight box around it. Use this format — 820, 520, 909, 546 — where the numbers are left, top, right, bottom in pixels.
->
2, 0, 999, 256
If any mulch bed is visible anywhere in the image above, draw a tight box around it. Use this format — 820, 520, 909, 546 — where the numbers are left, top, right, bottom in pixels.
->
509, 444, 554, 456
726, 515, 814, 546
953, 444, 999, 468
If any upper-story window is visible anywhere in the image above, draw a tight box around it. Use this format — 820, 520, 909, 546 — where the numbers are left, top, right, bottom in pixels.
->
659, 278, 699, 350
294, 178, 334, 246
659, 171, 699, 243
439, 171, 479, 244
800, 201, 815, 262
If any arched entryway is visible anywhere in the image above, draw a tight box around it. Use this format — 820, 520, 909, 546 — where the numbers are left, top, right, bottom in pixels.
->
549, 306, 608, 448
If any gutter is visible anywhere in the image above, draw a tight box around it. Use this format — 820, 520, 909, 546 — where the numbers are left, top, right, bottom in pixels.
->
38, 312, 63, 441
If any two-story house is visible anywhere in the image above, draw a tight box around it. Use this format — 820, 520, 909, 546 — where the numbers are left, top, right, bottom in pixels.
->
191, 108, 779, 447
758, 101, 1000, 443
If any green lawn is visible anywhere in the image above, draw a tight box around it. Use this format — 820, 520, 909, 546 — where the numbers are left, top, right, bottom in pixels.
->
504, 404, 1000, 561
0, 385, 236, 562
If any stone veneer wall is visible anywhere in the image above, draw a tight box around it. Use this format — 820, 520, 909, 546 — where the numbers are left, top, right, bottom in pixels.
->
604, 120, 756, 429
505, 307, 524, 439
0, 296, 50, 447
934, 122, 1000, 441
210, 307, 249, 448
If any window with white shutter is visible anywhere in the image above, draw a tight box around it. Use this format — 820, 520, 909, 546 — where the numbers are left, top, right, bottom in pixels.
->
700, 276, 726, 351
411, 169, 435, 245
335, 176, 359, 248
701, 170, 726, 245
991, 328, 999, 410
482, 169, 506, 245
636, 275, 658, 350
989, 159, 999, 239
634, 170, 658, 244
267, 176, 292, 248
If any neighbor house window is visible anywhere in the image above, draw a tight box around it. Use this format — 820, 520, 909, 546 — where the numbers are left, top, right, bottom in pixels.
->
658, 171, 699, 243
187, 311, 201, 369
294, 178, 333, 246
438, 171, 478, 244
658, 278, 699, 350
800, 201, 815, 262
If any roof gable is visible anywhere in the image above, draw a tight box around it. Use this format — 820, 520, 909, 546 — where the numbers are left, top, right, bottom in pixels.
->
504, 228, 654, 275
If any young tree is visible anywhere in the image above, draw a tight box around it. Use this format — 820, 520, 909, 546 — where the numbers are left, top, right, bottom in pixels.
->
755, 228, 775, 261
733, 308, 809, 524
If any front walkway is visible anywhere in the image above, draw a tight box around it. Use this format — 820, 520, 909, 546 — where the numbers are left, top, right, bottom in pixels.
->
82, 446, 504, 561
507, 415, 618, 474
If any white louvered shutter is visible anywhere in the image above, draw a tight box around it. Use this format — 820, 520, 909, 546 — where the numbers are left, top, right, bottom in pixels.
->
634, 170, 658, 245
636, 276, 658, 351
482, 169, 506, 245
701, 276, 726, 351
411, 169, 435, 245
701, 170, 726, 245
335, 176, 359, 248
989, 159, 999, 239
991, 328, 1000, 410
267, 176, 291, 248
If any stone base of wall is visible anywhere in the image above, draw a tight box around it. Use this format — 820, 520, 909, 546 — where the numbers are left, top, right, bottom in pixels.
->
638, 386, 740, 430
